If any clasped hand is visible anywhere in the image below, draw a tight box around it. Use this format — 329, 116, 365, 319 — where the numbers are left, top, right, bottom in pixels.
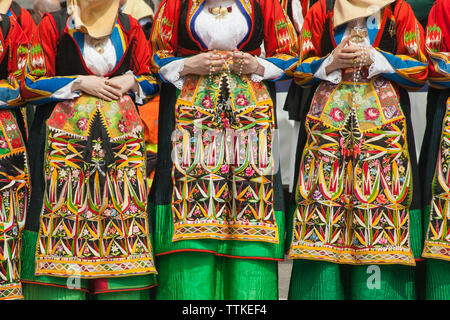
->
325, 37, 374, 74
72, 74, 139, 102
180, 50, 264, 77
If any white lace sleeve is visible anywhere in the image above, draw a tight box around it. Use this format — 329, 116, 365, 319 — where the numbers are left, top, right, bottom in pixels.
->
368, 48, 395, 78
51, 78, 81, 100
250, 57, 284, 82
160, 59, 185, 90
314, 54, 342, 84
124, 70, 146, 105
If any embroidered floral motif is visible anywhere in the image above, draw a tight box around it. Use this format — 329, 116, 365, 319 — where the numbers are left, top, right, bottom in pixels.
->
202, 95, 213, 108
289, 69, 414, 265
423, 98, 450, 261
0, 111, 29, 300
364, 107, 380, 121
329, 107, 345, 122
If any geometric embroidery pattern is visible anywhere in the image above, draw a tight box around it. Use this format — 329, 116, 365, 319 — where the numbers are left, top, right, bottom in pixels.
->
289, 70, 415, 265
0, 110, 30, 299
172, 72, 279, 243
35, 95, 156, 277
0, 283, 23, 300
423, 97, 450, 261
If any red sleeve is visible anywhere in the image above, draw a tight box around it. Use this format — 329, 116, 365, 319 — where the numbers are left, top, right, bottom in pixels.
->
18, 6, 37, 41
149, 0, 181, 73
7, 17, 28, 77
2, 18, 28, 106
127, 16, 152, 76
301, 0, 326, 59
425, 0, 450, 87
301, 0, 310, 17
288, 0, 328, 84
20, 13, 60, 102
260, 0, 298, 59
126, 15, 158, 98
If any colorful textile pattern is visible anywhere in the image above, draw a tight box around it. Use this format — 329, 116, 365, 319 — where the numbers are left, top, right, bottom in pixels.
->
0, 17, 30, 300
425, 0, 450, 89
422, 0, 450, 261
0, 111, 30, 300
35, 95, 156, 278
0, 19, 28, 107
172, 72, 278, 243
289, 69, 415, 265
151, 0, 297, 246
287, 0, 428, 90
423, 97, 450, 260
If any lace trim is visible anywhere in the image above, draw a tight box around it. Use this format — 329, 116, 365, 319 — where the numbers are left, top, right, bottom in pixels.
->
315, 54, 342, 84
160, 59, 185, 90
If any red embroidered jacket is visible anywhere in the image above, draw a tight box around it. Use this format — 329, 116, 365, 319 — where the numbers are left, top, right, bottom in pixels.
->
151, 0, 298, 81
425, 0, 450, 88
288, 0, 428, 90
0, 15, 28, 106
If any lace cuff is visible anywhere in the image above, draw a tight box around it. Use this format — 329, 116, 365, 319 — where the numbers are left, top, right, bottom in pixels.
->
51, 78, 81, 100
160, 59, 185, 90
368, 48, 396, 78
250, 57, 284, 82
314, 54, 341, 84
125, 70, 147, 104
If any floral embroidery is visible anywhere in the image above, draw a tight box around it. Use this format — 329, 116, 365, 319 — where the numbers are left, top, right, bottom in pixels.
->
289, 69, 414, 265
76, 117, 88, 131
236, 93, 249, 107
172, 73, 278, 243
329, 107, 345, 122
202, 95, 213, 108
36, 96, 156, 278
364, 107, 380, 121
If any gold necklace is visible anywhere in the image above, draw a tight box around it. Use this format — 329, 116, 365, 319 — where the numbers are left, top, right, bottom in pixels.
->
86, 36, 108, 55
208, 5, 232, 19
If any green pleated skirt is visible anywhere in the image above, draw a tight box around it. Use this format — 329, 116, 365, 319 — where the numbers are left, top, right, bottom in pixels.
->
155, 252, 278, 300
151, 204, 283, 300
22, 284, 152, 300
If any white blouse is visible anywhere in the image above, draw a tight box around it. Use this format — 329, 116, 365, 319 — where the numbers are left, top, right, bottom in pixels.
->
160, 0, 284, 89
52, 19, 145, 103
315, 16, 396, 84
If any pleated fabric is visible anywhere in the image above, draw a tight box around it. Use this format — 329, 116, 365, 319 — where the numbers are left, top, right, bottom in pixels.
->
425, 260, 450, 300
288, 260, 345, 300
288, 260, 416, 300
22, 283, 151, 300
155, 252, 278, 300
22, 284, 87, 300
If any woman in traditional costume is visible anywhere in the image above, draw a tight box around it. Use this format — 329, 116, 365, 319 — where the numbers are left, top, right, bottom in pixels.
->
20, 0, 159, 300
286, 0, 428, 299
150, 0, 298, 299
0, 13, 30, 301
0, 1, 38, 142
419, 0, 450, 300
